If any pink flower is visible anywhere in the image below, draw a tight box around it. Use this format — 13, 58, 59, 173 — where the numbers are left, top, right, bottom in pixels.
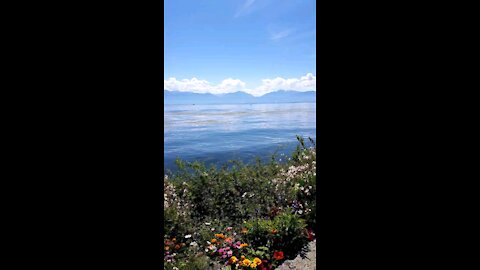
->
227, 250, 233, 256
226, 227, 233, 231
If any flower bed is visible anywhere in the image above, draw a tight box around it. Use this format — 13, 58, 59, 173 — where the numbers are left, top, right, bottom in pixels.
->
164, 136, 316, 270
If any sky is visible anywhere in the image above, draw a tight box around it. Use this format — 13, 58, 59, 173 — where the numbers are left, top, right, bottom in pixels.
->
164, 0, 316, 97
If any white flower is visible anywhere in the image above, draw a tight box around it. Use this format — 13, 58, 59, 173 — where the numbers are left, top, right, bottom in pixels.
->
211, 228, 215, 231
190, 241, 198, 246
205, 222, 211, 226
207, 241, 211, 245
173, 267, 179, 270
297, 210, 303, 214
249, 193, 255, 198
205, 249, 209, 252
294, 183, 300, 191
184, 234, 192, 238
242, 192, 247, 198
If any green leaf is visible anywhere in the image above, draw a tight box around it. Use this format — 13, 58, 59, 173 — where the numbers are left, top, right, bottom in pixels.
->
256, 251, 265, 256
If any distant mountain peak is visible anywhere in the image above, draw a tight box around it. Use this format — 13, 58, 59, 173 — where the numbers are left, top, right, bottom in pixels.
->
164, 90, 315, 105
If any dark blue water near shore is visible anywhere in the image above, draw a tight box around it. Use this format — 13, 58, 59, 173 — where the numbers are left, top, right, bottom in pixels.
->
164, 103, 316, 172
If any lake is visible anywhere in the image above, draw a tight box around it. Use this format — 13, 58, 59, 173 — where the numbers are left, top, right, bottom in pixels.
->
164, 103, 316, 172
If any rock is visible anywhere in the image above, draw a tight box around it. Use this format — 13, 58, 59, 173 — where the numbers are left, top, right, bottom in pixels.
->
275, 240, 316, 270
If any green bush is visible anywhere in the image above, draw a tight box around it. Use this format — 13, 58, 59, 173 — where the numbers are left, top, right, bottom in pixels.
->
244, 210, 309, 262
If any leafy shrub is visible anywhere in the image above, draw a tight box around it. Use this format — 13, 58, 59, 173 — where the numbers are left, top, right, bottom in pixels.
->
244, 210, 309, 263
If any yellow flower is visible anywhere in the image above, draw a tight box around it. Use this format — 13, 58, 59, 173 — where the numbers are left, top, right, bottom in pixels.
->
253, 258, 261, 265
229, 256, 238, 264
241, 255, 246, 260
250, 262, 258, 268
242, 259, 251, 266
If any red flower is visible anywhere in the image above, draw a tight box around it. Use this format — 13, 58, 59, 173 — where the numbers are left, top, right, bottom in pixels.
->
307, 229, 315, 241
273, 251, 284, 260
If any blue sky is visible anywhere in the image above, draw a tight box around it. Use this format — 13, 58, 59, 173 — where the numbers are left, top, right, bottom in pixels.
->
164, 0, 316, 96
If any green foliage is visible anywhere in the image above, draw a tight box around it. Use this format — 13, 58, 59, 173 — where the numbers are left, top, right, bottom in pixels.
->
165, 254, 210, 270
244, 210, 309, 261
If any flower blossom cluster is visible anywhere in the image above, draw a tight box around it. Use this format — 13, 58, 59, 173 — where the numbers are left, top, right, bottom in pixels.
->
163, 175, 191, 216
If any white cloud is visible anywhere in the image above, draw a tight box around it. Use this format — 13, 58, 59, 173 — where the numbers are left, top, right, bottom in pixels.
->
245, 73, 316, 97
164, 77, 245, 95
164, 73, 316, 97
271, 29, 293, 41
234, 0, 256, 18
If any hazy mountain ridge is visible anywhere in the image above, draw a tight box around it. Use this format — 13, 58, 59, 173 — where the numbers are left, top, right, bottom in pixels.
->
164, 90, 316, 104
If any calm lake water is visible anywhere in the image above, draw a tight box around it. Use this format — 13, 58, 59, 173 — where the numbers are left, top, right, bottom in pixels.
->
164, 103, 316, 172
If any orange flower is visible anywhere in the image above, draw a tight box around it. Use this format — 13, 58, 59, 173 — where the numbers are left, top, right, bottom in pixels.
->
273, 251, 284, 260
175, 244, 180, 250
225, 237, 233, 243
211, 239, 217, 244
164, 246, 170, 251
240, 243, 248, 248
215, 234, 225, 239
271, 229, 278, 234
172, 238, 176, 242
242, 259, 252, 266
241, 228, 248, 234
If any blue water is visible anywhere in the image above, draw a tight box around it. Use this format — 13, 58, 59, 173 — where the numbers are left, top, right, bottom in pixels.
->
164, 103, 316, 172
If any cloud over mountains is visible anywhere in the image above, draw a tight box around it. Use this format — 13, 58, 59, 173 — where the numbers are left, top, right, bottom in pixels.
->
164, 73, 316, 97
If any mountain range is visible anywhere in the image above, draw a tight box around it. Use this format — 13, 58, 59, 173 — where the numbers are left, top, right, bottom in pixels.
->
164, 90, 316, 105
